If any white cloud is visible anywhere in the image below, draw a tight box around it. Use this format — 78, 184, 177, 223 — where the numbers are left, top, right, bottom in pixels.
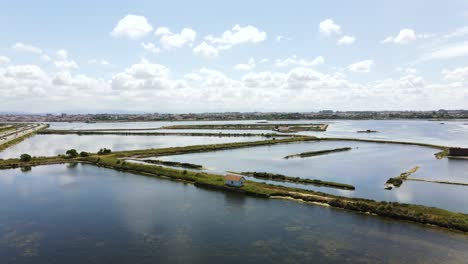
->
141, 42, 161, 53
337, 35, 356, 45
347, 60, 374, 73
205, 24, 267, 50
4, 64, 48, 80
156, 27, 197, 49
442, 67, 468, 82
0, 56, 10, 65
382, 28, 417, 44
319, 19, 341, 36
88, 59, 113, 67
192, 42, 219, 58
111, 14, 153, 39
233, 58, 256, 71
274, 55, 324, 67
420, 41, 468, 61
12, 42, 42, 54
53, 49, 78, 70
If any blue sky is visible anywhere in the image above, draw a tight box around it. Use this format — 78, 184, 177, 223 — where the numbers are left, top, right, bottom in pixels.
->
1, 0, 468, 113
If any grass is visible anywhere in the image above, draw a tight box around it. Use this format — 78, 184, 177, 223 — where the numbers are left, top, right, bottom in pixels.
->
284, 147, 352, 159
385, 166, 420, 187
234, 171, 355, 190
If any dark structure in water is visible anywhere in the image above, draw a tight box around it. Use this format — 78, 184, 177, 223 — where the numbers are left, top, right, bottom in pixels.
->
449, 148, 468, 156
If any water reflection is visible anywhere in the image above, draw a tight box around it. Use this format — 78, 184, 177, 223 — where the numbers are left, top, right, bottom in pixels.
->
156, 141, 468, 213
0, 164, 467, 263
0, 134, 265, 159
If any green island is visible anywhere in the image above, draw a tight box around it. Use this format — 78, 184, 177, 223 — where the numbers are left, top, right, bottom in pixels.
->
232, 171, 355, 190
284, 147, 352, 159
385, 166, 420, 188
1, 137, 468, 233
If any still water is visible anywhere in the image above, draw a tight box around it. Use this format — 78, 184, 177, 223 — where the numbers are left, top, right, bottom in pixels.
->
47, 119, 468, 147
0, 164, 467, 263
0, 134, 264, 159
155, 141, 468, 213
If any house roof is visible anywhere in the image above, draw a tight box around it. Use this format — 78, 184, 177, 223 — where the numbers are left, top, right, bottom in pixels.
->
224, 174, 244, 182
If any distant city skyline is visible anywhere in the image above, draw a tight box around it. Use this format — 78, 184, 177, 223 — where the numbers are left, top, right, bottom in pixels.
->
1, 0, 468, 112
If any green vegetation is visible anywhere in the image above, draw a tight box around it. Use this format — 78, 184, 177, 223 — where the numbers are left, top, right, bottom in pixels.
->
385, 166, 420, 187
160, 123, 328, 132
65, 149, 79, 158
79, 151, 89, 157
20, 154, 32, 162
0, 125, 15, 133
140, 159, 203, 169
97, 148, 112, 155
111, 137, 317, 158
236, 171, 355, 190
357, 130, 379, 133
405, 178, 468, 186
284, 147, 352, 159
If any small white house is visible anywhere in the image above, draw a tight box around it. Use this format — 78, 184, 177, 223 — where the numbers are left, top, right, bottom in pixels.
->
224, 174, 245, 187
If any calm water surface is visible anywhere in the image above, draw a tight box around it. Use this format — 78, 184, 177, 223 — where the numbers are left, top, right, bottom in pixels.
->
0, 134, 264, 159
0, 164, 467, 263
47, 120, 468, 147
155, 141, 468, 213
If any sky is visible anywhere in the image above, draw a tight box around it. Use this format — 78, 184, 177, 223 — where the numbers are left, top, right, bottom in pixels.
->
1, 0, 468, 113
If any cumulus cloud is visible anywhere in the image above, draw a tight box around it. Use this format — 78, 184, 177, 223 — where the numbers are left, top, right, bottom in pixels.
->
347, 60, 374, 73
319, 19, 341, 36
274, 55, 324, 67
443, 66, 468, 82
205, 24, 267, 50
141, 42, 161, 53
1, 59, 467, 112
382, 28, 417, 44
12, 42, 42, 54
53, 49, 78, 70
155, 27, 196, 49
233, 58, 256, 71
111, 14, 153, 39
0, 56, 10, 65
5, 64, 48, 80
337, 35, 356, 45
192, 42, 219, 58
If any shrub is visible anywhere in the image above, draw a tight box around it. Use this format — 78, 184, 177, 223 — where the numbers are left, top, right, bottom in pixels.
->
20, 153, 32, 162
79, 151, 89, 157
65, 149, 79, 158
97, 148, 112, 155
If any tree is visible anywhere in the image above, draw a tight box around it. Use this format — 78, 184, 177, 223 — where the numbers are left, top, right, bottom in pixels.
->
20, 153, 32, 162
97, 148, 112, 155
65, 149, 79, 158
79, 151, 89, 157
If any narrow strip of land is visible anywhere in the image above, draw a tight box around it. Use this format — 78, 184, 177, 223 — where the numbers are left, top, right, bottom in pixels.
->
37, 129, 295, 138
233, 171, 355, 190
0, 124, 48, 152
284, 147, 352, 159
406, 178, 468, 187
161, 123, 329, 132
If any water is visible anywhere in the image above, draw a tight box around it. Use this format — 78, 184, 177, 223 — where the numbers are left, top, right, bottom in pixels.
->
0, 164, 467, 263
47, 119, 468, 147
0, 134, 265, 159
155, 141, 468, 213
